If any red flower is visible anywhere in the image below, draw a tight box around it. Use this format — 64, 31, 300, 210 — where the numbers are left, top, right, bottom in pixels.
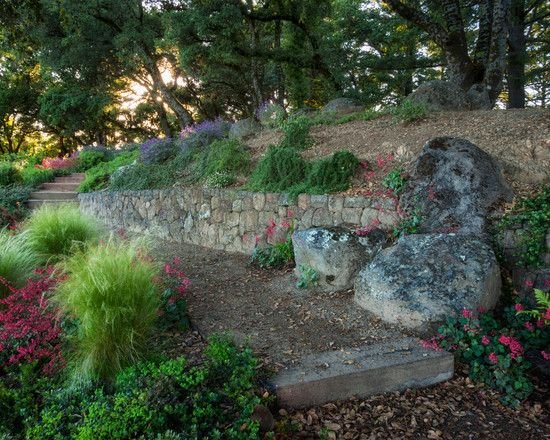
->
541, 351, 550, 361
514, 303, 524, 312
461, 308, 473, 319
524, 279, 534, 288
488, 352, 498, 364
481, 335, 490, 346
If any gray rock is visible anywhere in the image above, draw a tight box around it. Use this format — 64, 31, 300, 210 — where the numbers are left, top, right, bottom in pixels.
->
322, 98, 364, 115
354, 234, 502, 332
408, 80, 469, 112
466, 84, 492, 110
229, 118, 261, 139
109, 162, 137, 183
292, 226, 386, 290
400, 137, 513, 235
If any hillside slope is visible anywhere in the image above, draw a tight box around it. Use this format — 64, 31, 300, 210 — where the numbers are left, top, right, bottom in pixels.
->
247, 109, 550, 194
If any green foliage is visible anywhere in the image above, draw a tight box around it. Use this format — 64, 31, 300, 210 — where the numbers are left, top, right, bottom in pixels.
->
393, 208, 422, 237
0, 162, 20, 187
308, 108, 385, 126
0, 230, 38, 298
304, 150, 359, 194
0, 185, 31, 227
497, 187, 550, 268
55, 239, 160, 382
77, 150, 112, 171
205, 171, 236, 188
435, 304, 549, 407
248, 146, 307, 193
24, 204, 101, 262
382, 168, 407, 194
200, 138, 251, 179
278, 115, 313, 150
110, 162, 175, 191
20, 167, 55, 188
78, 150, 138, 193
518, 289, 550, 321
29, 335, 262, 439
296, 265, 319, 289
391, 100, 429, 123
251, 239, 294, 269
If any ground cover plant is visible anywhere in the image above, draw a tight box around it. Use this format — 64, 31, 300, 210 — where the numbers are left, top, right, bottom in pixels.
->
425, 293, 549, 407
78, 150, 139, 192
24, 204, 101, 262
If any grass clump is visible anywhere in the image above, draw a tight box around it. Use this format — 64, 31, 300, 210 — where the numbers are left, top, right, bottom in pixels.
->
0, 230, 38, 298
0, 185, 31, 228
391, 99, 428, 123
200, 138, 251, 179
55, 239, 161, 382
248, 146, 307, 192
24, 204, 101, 262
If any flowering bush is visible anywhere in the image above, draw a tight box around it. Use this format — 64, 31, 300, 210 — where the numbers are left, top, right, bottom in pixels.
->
0, 268, 64, 375
426, 300, 549, 406
159, 256, 191, 330
179, 118, 230, 151
139, 138, 180, 164
35, 157, 77, 170
251, 213, 295, 269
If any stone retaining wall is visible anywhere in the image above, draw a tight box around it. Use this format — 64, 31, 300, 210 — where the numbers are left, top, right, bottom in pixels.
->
79, 187, 399, 254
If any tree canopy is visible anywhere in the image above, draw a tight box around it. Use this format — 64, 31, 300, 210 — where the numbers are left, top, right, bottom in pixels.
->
0, 0, 547, 154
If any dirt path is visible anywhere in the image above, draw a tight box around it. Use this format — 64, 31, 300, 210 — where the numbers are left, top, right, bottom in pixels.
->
153, 240, 407, 368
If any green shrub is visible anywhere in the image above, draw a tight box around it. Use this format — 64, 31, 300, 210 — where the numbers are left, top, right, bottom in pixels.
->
0, 162, 20, 187
305, 150, 359, 194
0, 185, 31, 228
248, 146, 307, 192
200, 138, 251, 179
20, 167, 55, 188
496, 187, 550, 268
55, 239, 160, 382
205, 171, 236, 188
24, 204, 101, 262
278, 115, 313, 150
391, 99, 428, 123
29, 335, 262, 439
78, 150, 138, 193
0, 230, 38, 298
110, 162, 174, 190
296, 265, 319, 289
77, 149, 113, 171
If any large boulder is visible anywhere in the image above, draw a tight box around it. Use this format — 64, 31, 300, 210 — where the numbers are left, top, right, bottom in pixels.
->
400, 137, 513, 235
354, 234, 502, 332
292, 226, 387, 290
322, 98, 364, 115
407, 80, 492, 112
408, 80, 469, 112
229, 118, 261, 139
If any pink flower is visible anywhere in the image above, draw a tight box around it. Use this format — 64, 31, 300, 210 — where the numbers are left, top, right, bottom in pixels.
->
488, 353, 498, 364
545, 278, 550, 288
541, 351, 550, 361
524, 322, 534, 331
514, 303, 524, 312
543, 308, 550, 320
536, 319, 545, 328
363, 171, 376, 181
461, 308, 473, 319
498, 335, 523, 359
481, 336, 490, 346
280, 219, 290, 230
286, 209, 294, 219
420, 339, 441, 351
524, 279, 534, 288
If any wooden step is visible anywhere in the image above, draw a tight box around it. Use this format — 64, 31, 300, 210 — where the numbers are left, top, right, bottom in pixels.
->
55, 175, 85, 183
29, 191, 78, 201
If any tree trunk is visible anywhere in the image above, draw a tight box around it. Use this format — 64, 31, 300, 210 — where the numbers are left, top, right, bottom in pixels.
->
158, 104, 172, 137
507, 0, 526, 108
246, 0, 263, 113
274, 19, 285, 107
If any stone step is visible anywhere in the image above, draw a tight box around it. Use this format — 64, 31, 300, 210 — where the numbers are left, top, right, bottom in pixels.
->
26, 199, 78, 209
55, 174, 85, 183
29, 191, 78, 201
41, 182, 80, 191
269, 338, 454, 408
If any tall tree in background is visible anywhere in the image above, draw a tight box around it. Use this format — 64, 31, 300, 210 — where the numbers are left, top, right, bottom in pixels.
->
382, 0, 511, 106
